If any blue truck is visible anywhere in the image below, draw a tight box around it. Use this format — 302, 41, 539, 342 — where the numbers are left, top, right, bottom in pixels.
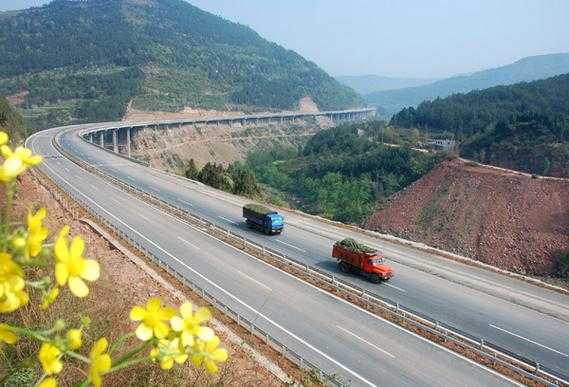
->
243, 203, 284, 235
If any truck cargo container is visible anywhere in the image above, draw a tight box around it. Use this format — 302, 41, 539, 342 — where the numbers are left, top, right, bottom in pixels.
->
332, 238, 393, 283
242, 203, 284, 235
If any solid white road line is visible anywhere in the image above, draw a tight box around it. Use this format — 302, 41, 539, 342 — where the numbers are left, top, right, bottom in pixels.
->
40, 161, 377, 387
489, 324, 568, 357
384, 283, 406, 293
177, 236, 201, 250
276, 239, 306, 253
336, 325, 396, 359
237, 270, 272, 291
40, 130, 521, 385
138, 213, 151, 222
218, 215, 237, 225
179, 199, 193, 207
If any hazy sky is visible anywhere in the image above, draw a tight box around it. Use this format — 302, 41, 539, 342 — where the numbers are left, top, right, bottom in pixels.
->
2, 0, 569, 78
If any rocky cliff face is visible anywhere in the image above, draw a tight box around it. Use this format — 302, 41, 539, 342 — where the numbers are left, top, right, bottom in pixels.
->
365, 159, 569, 275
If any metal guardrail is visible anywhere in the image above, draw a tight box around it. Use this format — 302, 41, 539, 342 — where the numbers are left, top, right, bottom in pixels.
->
49, 131, 569, 387
32, 157, 343, 385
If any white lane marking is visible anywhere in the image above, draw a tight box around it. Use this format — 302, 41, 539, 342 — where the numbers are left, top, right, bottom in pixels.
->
177, 236, 200, 250
276, 239, 306, 253
489, 324, 568, 357
40, 161, 376, 387
90, 185, 99, 192
138, 213, 151, 222
384, 283, 406, 293
110, 198, 123, 206
218, 216, 237, 225
179, 199, 193, 207
336, 326, 396, 359
41, 129, 522, 385
237, 270, 272, 292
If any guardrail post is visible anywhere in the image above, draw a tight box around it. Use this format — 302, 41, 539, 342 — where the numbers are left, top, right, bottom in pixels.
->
480, 339, 485, 350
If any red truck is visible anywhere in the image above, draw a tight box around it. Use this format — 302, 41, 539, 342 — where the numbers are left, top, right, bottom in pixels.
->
332, 238, 393, 283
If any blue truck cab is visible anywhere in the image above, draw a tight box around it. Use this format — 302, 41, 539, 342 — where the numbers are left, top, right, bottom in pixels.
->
243, 203, 284, 235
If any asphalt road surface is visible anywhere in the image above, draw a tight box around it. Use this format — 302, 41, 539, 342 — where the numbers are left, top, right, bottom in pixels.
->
26, 123, 566, 385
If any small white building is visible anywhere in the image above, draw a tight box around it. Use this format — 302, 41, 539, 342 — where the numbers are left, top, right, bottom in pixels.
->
426, 139, 456, 151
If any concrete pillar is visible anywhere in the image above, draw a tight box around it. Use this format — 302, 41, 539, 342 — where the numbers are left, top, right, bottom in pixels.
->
126, 127, 131, 158
112, 129, 118, 153
99, 132, 104, 148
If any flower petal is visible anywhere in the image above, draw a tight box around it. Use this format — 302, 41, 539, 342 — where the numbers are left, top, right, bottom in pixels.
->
68, 277, 89, 298
154, 321, 170, 339
70, 236, 85, 258
146, 297, 161, 311
210, 348, 228, 362
197, 327, 214, 341
195, 307, 211, 323
135, 324, 153, 341
55, 263, 68, 286
179, 302, 193, 318
130, 306, 146, 321
80, 259, 100, 282
170, 315, 184, 332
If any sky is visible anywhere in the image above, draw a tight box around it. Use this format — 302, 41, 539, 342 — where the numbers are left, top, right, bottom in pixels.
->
2, 0, 569, 78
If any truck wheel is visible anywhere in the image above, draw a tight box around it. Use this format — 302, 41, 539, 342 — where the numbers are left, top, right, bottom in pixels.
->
369, 274, 382, 284
339, 261, 351, 273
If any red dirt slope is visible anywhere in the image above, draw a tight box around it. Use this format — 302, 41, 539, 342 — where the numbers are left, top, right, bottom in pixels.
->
365, 159, 569, 275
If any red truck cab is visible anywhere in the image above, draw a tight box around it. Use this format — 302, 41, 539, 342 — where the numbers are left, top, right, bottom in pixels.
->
332, 241, 393, 283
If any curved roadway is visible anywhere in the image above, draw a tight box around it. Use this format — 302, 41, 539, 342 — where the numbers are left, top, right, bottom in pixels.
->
27, 122, 569, 385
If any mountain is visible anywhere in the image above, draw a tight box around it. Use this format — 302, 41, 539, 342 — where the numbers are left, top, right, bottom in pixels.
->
366, 53, 569, 116
391, 73, 569, 177
335, 75, 437, 95
0, 97, 28, 143
0, 0, 362, 129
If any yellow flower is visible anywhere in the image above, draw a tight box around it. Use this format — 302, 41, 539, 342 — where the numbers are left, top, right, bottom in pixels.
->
0, 323, 17, 344
170, 302, 214, 347
0, 131, 8, 146
54, 226, 100, 298
130, 298, 175, 341
0, 253, 28, 313
26, 208, 49, 258
191, 336, 228, 374
66, 329, 82, 350
1, 145, 43, 167
88, 338, 111, 387
38, 377, 57, 387
38, 343, 63, 375
0, 155, 25, 182
41, 287, 59, 309
150, 337, 188, 370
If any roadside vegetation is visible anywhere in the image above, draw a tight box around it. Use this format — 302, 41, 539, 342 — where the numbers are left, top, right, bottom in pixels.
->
0, 130, 229, 386
181, 121, 441, 224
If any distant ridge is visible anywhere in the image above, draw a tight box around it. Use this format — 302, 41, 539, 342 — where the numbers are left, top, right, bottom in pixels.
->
366, 53, 569, 116
335, 74, 437, 95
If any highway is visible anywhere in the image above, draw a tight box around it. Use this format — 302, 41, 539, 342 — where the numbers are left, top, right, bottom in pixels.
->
27, 126, 525, 386
56, 123, 569, 378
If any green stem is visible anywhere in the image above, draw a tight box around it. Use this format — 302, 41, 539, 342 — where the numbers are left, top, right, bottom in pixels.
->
109, 332, 135, 355
7, 325, 49, 342
113, 341, 150, 366
64, 350, 90, 363
108, 356, 149, 373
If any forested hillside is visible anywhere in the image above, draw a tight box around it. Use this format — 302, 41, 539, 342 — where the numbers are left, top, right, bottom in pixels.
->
0, 97, 28, 143
0, 0, 362, 129
391, 74, 569, 176
246, 121, 441, 223
366, 53, 569, 116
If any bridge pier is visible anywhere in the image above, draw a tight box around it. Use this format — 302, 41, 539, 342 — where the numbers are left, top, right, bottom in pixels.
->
112, 129, 118, 153
99, 132, 104, 148
126, 127, 132, 158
